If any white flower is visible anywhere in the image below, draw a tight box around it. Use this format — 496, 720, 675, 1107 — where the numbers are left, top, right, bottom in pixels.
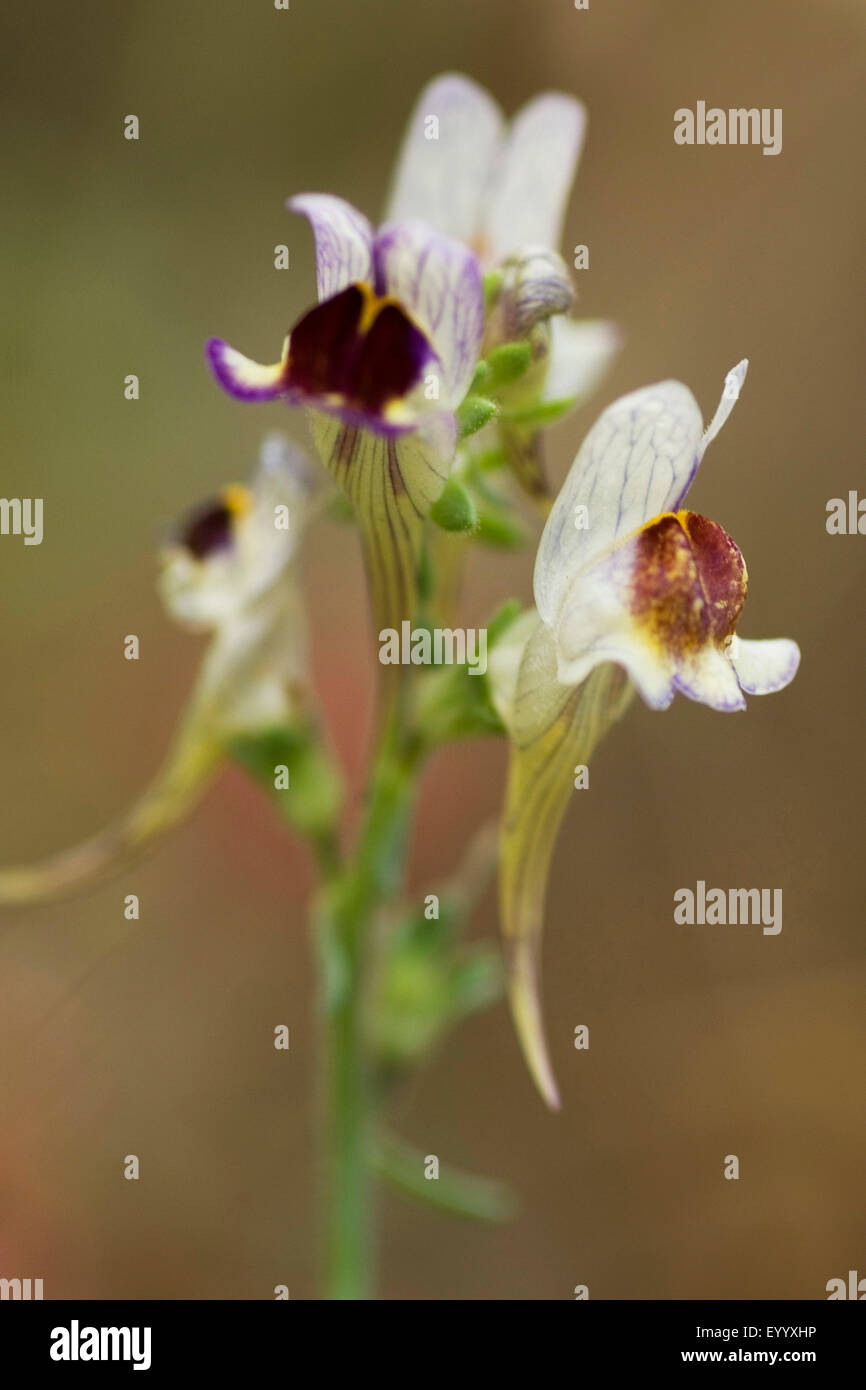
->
0, 436, 321, 906
491, 363, 800, 1110
533, 360, 800, 711
207, 197, 484, 635
386, 73, 619, 409
387, 74, 586, 268
159, 432, 318, 734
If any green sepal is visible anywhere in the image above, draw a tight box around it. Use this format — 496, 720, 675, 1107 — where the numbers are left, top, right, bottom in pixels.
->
486, 340, 533, 389
482, 269, 504, 307
456, 395, 498, 439
474, 507, 531, 549
429, 477, 478, 533
469, 359, 490, 393
414, 660, 506, 745
473, 447, 509, 473
371, 898, 503, 1070
501, 395, 576, 428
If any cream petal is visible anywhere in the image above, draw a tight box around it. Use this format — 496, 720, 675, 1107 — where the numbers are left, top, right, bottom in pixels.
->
159, 546, 241, 629
673, 645, 746, 712
728, 634, 800, 695
200, 581, 308, 734
554, 548, 677, 710
236, 436, 313, 603
542, 317, 621, 406
485, 610, 549, 737
257, 431, 319, 507
384, 73, 504, 245
287, 194, 374, 300
485, 94, 586, 264
701, 358, 748, 455
159, 435, 314, 632
534, 364, 751, 629
534, 379, 704, 627
205, 339, 286, 401
373, 220, 484, 405
511, 615, 581, 744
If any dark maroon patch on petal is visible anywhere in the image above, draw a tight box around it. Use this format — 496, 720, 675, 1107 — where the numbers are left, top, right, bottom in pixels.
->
180, 499, 234, 560
352, 303, 432, 409
682, 512, 748, 641
287, 285, 365, 397
630, 512, 747, 655
286, 284, 433, 417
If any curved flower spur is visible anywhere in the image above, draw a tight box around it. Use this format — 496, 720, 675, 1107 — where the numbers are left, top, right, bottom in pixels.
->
490, 362, 800, 1107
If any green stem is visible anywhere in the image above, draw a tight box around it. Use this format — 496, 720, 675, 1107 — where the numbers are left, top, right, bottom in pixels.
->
319, 710, 421, 1299
325, 924, 368, 1299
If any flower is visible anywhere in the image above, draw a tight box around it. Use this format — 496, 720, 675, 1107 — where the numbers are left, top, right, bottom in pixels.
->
386, 73, 586, 269
207, 197, 483, 635
0, 435, 320, 905
386, 72, 620, 496
491, 362, 800, 1107
159, 431, 318, 734
533, 359, 800, 710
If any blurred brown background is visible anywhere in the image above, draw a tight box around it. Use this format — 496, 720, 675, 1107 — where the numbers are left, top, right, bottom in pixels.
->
0, 0, 864, 1299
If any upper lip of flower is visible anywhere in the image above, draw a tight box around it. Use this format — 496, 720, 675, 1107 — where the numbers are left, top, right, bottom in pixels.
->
384, 72, 587, 268
531, 360, 800, 712
206, 197, 484, 440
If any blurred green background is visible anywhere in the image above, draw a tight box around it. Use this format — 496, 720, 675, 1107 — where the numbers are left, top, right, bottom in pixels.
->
0, 0, 864, 1299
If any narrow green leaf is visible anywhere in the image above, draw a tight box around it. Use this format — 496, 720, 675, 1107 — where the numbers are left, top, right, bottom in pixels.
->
369, 1131, 517, 1223
487, 597, 525, 647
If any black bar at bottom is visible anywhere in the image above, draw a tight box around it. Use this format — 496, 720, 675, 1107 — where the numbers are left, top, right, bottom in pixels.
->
0, 1298, 860, 1374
